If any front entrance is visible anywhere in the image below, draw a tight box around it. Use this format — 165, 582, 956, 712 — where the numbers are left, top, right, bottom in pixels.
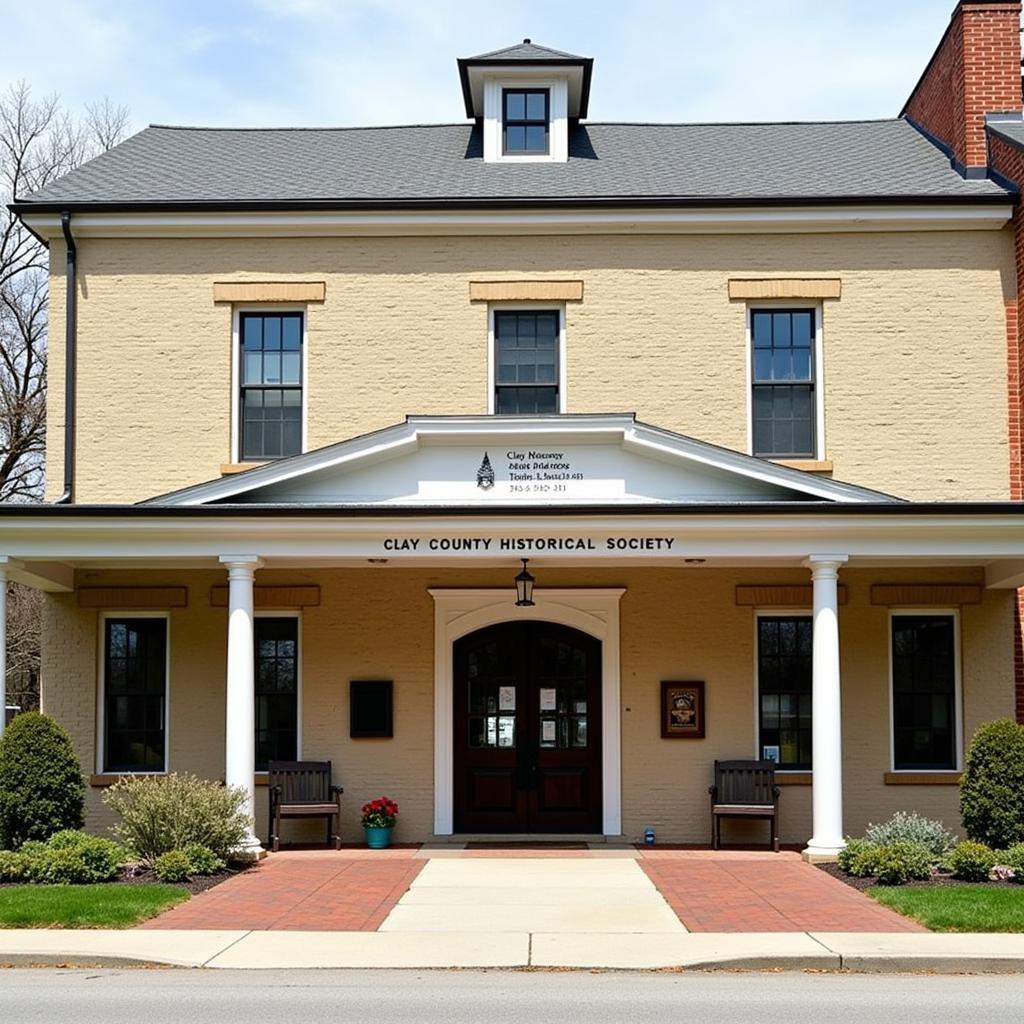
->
453, 621, 602, 833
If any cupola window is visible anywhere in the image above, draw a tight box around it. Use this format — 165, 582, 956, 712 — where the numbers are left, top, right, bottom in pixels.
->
503, 88, 550, 155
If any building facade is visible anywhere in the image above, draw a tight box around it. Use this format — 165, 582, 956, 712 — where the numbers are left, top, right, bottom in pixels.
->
3, 1, 1024, 854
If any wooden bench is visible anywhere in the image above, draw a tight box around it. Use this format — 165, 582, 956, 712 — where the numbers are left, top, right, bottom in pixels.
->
708, 759, 780, 852
268, 760, 344, 852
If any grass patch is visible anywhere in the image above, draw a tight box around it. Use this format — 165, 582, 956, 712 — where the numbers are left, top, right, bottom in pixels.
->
869, 885, 1024, 932
0, 884, 189, 928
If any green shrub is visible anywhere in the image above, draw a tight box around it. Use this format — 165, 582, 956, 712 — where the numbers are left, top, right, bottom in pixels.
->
864, 812, 954, 858
153, 849, 193, 883
1000, 843, 1024, 882
948, 840, 998, 882
103, 773, 252, 864
960, 719, 1024, 849
182, 843, 224, 876
838, 838, 875, 874
864, 842, 933, 886
27, 848, 95, 885
0, 850, 29, 883
0, 712, 85, 849
45, 830, 126, 881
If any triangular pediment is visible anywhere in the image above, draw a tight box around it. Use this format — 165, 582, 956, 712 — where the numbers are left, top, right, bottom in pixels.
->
146, 415, 897, 507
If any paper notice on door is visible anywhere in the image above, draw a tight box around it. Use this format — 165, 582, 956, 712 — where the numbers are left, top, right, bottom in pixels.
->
539, 688, 557, 711
541, 720, 556, 743
499, 686, 516, 711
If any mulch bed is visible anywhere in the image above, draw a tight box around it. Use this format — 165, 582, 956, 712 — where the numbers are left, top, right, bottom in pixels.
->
118, 862, 253, 895
817, 861, 1018, 892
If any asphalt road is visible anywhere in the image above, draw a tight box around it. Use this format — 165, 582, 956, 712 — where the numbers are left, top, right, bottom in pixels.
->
2, 968, 1023, 1023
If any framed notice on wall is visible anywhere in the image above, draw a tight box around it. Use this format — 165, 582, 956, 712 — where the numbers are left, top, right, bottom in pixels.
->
350, 680, 394, 738
660, 680, 705, 739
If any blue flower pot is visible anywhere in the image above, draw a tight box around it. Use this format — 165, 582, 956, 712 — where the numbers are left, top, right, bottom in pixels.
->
364, 826, 393, 849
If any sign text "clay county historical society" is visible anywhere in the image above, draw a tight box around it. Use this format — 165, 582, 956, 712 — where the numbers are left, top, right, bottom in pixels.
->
381, 536, 677, 552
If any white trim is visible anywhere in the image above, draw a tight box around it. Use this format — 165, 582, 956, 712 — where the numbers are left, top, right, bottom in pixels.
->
19, 205, 1014, 240
486, 304, 567, 414
231, 306, 308, 463
751, 608, 813, 768
483, 77, 569, 163
253, 609, 303, 766
887, 608, 963, 773
96, 611, 171, 775
429, 587, 624, 836
746, 302, 825, 460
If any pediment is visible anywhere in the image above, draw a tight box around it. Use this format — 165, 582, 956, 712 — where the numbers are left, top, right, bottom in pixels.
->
147, 415, 895, 507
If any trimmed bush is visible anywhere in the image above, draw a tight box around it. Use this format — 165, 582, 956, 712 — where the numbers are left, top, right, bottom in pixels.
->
45, 830, 126, 881
0, 712, 85, 849
838, 838, 875, 875
864, 812, 954, 858
27, 848, 95, 885
948, 840, 998, 882
0, 850, 29, 883
103, 773, 252, 864
960, 719, 1024, 849
1001, 843, 1024, 882
154, 849, 193, 883
182, 843, 224, 876
864, 842, 933, 886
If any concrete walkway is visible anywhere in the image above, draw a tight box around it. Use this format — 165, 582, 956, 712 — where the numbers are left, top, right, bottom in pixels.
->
2, 928, 1024, 972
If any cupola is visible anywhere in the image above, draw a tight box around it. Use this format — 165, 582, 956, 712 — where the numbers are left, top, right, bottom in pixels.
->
457, 40, 593, 163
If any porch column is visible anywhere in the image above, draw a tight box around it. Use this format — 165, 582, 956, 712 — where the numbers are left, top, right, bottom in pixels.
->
220, 555, 264, 857
0, 559, 7, 740
803, 554, 848, 859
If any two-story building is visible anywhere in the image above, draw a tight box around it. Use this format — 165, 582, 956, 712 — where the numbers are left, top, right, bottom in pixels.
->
4, 1, 1024, 855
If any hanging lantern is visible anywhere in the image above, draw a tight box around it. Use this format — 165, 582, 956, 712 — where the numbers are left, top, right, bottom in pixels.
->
514, 558, 535, 607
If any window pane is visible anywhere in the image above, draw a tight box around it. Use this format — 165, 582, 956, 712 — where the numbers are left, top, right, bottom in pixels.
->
892, 616, 957, 770
104, 619, 166, 772
263, 317, 281, 350
526, 91, 546, 120
505, 91, 525, 120
505, 125, 526, 152
525, 125, 547, 152
243, 317, 263, 349
282, 316, 301, 350
758, 617, 812, 769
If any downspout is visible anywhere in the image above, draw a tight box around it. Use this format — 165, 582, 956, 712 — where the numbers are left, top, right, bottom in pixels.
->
55, 211, 76, 504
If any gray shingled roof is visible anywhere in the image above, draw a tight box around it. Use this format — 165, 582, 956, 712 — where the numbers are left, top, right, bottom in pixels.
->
14, 119, 1012, 209
465, 40, 587, 62
988, 120, 1024, 150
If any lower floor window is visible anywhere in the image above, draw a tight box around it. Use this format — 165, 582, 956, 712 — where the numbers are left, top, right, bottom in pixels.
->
891, 614, 958, 770
757, 616, 812, 770
103, 617, 167, 773
255, 617, 299, 771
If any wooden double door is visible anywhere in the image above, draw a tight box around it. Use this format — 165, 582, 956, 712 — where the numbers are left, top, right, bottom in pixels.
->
453, 621, 602, 834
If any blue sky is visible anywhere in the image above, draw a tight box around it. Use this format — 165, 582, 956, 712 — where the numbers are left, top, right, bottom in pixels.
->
4, 1, 958, 130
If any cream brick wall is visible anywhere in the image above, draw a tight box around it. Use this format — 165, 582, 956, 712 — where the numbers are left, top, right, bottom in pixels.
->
45, 228, 1014, 504
43, 565, 1013, 845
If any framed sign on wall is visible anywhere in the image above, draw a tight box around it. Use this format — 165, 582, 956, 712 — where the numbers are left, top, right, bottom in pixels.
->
660, 680, 705, 739
350, 680, 394, 738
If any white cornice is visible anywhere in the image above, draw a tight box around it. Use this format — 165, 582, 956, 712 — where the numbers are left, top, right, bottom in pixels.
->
19, 204, 1013, 240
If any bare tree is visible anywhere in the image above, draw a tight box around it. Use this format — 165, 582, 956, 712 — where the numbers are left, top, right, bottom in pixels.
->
0, 82, 129, 713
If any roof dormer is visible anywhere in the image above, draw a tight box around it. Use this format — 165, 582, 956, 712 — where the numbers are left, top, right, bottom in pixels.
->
457, 40, 593, 164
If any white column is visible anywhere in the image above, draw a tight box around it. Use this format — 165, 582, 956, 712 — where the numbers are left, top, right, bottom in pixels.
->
0, 560, 7, 741
220, 555, 264, 857
803, 554, 848, 859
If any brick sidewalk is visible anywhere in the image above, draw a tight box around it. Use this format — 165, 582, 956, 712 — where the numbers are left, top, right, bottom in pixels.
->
139, 849, 424, 931
637, 850, 927, 932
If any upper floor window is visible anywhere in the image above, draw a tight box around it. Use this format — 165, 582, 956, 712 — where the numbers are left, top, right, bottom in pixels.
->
239, 312, 303, 460
503, 89, 549, 155
751, 308, 818, 459
493, 310, 560, 414
891, 614, 959, 771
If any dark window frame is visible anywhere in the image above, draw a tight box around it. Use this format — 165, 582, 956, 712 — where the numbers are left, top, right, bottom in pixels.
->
890, 612, 959, 772
237, 310, 305, 462
492, 308, 562, 415
102, 615, 168, 774
502, 88, 550, 156
750, 306, 818, 459
756, 614, 813, 771
254, 614, 300, 773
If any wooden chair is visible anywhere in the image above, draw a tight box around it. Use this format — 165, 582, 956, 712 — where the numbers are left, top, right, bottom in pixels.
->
268, 760, 343, 852
708, 759, 780, 852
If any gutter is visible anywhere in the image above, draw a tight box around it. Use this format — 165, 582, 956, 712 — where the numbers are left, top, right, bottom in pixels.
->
55, 211, 76, 504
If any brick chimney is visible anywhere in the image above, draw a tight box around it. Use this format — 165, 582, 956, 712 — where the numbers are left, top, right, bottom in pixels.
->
902, 1, 1022, 174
